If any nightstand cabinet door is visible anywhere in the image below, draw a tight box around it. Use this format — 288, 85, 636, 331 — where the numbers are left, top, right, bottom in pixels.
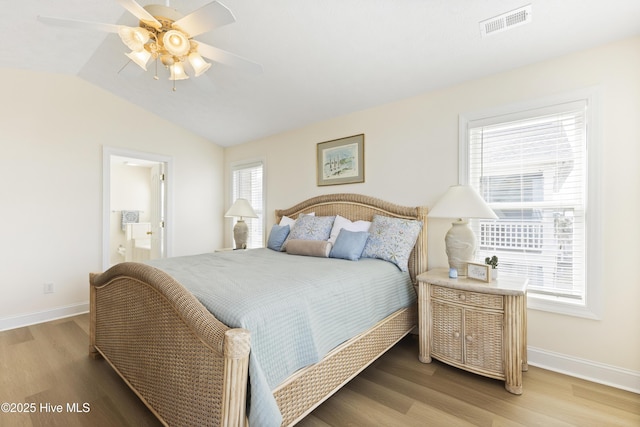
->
464, 308, 504, 376
431, 300, 463, 364
417, 269, 528, 395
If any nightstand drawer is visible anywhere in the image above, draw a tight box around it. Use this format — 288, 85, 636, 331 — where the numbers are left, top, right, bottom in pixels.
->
431, 285, 503, 310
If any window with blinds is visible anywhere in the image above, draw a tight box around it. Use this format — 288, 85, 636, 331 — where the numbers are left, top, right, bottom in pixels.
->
231, 161, 264, 248
465, 100, 589, 305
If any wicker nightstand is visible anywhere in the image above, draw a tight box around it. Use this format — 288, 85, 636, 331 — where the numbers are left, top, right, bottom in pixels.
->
417, 268, 528, 394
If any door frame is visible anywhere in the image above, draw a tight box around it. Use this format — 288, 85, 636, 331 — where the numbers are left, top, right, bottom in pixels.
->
102, 146, 173, 270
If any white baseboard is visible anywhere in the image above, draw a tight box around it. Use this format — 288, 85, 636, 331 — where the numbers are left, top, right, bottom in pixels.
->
528, 346, 640, 394
0, 302, 89, 331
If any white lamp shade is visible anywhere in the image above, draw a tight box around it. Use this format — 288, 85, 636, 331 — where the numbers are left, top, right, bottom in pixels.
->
126, 49, 152, 71
225, 198, 258, 219
118, 27, 150, 51
163, 30, 191, 57
428, 185, 498, 220
169, 62, 189, 80
188, 52, 212, 77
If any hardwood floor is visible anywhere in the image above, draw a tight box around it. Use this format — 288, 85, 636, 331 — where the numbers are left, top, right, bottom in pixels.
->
1, 314, 638, 427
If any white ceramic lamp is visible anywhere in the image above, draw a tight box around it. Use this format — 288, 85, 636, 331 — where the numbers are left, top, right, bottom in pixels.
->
428, 185, 498, 276
225, 198, 258, 249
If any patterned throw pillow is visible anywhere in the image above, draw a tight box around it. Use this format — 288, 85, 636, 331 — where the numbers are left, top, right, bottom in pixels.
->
279, 212, 314, 228
288, 215, 336, 241
361, 215, 423, 272
278, 212, 316, 251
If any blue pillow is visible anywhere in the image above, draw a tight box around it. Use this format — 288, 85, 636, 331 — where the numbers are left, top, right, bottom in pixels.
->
329, 230, 370, 261
267, 224, 290, 251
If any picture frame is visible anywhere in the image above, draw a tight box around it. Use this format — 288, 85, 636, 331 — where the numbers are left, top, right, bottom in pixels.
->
317, 134, 364, 186
467, 262, 491, 282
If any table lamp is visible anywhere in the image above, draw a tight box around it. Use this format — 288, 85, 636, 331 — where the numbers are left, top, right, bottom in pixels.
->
428, 185, 498, 276
225, 198, 258, 249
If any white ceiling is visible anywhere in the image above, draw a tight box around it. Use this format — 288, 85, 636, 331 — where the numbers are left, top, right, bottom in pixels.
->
4, 1, 640, 146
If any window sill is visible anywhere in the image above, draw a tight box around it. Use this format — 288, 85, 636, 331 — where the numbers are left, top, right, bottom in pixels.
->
527, 293, 601, 320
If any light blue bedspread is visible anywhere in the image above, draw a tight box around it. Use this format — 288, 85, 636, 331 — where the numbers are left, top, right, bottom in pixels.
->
147, 249, 416, 426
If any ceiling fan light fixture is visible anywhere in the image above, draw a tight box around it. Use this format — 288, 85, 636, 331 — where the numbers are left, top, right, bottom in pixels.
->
163, 30, 190, 57
188, 52, 211, 77
169, 62, 189, 80
118, 26, 150, 51
126, 49, 152, 70
160, 53, 175, 67
40, 0, 262, 92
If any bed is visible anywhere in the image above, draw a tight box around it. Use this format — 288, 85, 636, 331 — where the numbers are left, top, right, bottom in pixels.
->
89, 193, 428, 426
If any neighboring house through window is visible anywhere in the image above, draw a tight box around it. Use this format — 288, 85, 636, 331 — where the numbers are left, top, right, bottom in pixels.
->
231, 160, 264, 248
459, 89, 602, 318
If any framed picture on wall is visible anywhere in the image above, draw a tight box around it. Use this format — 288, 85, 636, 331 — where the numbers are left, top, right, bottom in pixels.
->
317, 134, 364, 186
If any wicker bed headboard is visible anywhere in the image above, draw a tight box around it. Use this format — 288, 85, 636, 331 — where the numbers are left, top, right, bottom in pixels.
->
275, 193, 428, 283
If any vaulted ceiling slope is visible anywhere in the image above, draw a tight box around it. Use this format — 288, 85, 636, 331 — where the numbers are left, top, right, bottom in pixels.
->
4, 1, 640, 146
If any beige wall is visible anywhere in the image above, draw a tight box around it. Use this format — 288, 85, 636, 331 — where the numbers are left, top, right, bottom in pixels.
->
0, 69, 225, 324
225, 36, 640, 373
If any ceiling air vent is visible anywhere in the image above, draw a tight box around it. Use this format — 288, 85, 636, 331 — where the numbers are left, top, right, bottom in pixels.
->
480, 4, 532, 37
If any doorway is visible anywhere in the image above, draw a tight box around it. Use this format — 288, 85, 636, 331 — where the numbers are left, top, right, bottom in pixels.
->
103, 147, 172, 270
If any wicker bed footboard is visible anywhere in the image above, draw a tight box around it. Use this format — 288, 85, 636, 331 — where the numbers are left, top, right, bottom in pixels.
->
275, 305, 417, 426
89, 262, 250, 427
89, 262, 416, 427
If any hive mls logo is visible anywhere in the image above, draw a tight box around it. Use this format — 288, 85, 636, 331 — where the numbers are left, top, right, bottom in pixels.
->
66, 402, 90, 413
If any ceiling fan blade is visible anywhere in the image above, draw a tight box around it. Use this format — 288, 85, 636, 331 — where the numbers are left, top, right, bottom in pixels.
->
173, 1, 236, 37
197, 42, 263, 74
37, 15, 123, 33
116, 0, 161, 28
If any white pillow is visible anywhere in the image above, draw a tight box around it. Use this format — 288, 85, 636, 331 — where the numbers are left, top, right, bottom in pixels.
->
279, 212, 315, 228
328, 214, 371, 245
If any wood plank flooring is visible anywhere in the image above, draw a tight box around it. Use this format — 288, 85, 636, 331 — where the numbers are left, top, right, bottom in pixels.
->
1, 314, 638, 426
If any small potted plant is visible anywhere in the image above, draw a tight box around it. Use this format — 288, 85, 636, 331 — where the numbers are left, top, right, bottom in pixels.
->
485, 255, 498, 280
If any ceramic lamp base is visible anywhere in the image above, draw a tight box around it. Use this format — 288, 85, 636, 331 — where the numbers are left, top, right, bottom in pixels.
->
445, 219, 476, 276
233, 219, 248, 249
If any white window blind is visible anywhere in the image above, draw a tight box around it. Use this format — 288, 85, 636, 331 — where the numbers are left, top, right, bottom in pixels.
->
467, 101, 587, 302
231, 161, 264, 248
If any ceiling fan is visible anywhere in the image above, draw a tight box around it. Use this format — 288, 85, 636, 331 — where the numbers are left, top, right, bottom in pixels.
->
38, 0, 262, 90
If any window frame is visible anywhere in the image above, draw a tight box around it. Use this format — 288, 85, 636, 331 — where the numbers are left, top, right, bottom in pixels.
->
229, 158, 266, 249
458, 88, 603, 319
